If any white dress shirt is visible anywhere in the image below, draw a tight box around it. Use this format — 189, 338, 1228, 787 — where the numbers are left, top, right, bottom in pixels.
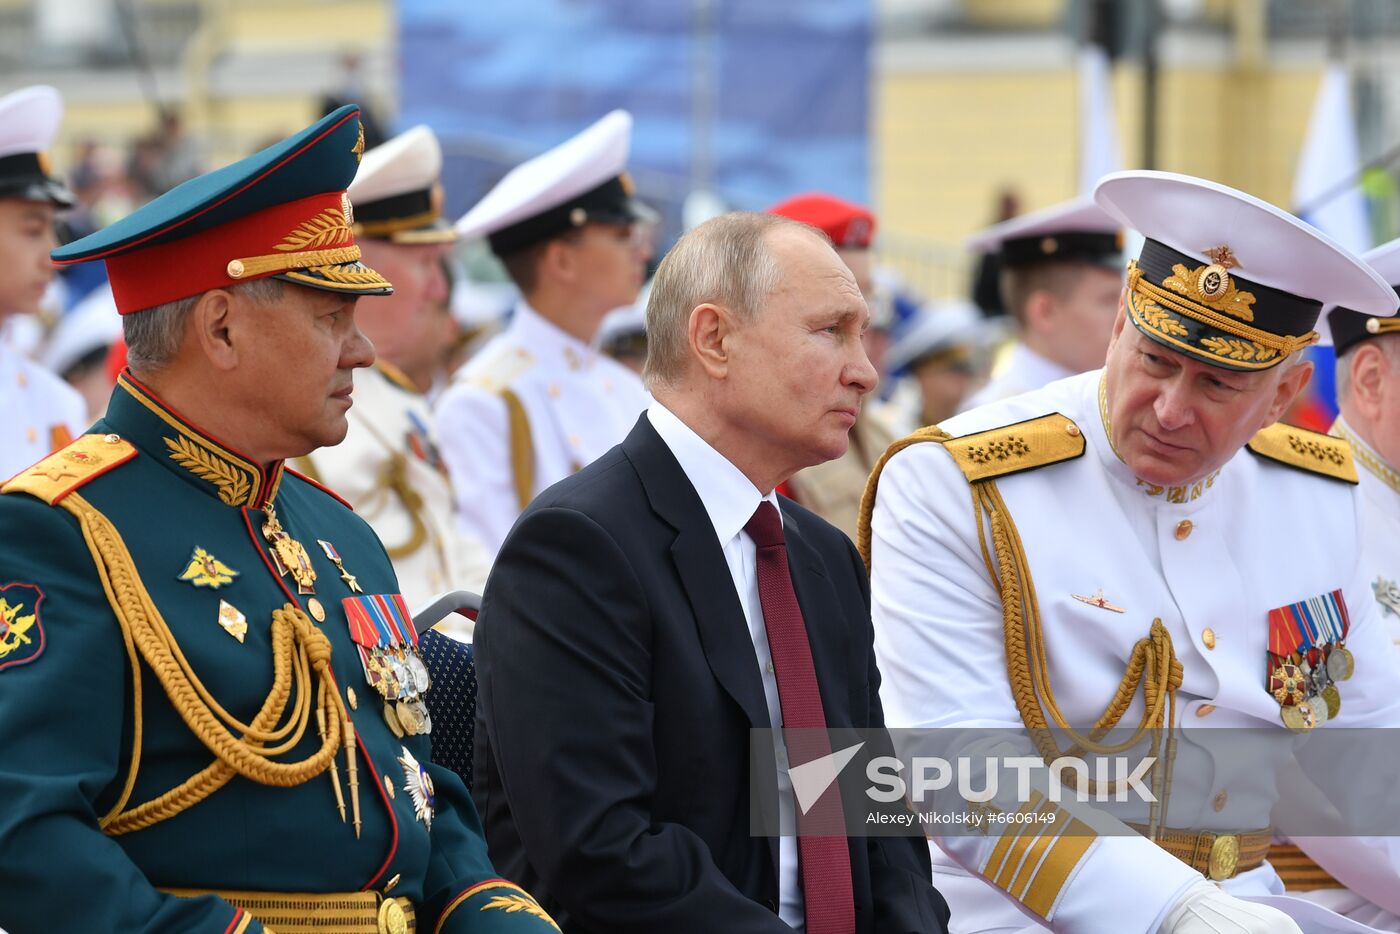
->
647, 400, 804, 931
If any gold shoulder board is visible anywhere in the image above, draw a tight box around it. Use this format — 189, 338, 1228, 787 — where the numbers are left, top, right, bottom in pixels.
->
943, 413, 1086, 483
1247, 422, 1357, 484
466, 345, 535, 394
857, 414, 1082, 570
2, 433, 138, 505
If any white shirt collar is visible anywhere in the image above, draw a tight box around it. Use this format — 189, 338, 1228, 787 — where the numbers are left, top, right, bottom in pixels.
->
513, 300, 598, 371
646, 401, 780, 544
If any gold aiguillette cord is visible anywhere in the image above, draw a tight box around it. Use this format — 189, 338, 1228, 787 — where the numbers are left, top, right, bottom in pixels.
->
345, 713, 361, 838
316, 698, 346, 823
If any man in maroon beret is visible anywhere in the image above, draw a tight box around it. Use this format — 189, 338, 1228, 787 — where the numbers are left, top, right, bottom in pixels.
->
766, 193, 895, 541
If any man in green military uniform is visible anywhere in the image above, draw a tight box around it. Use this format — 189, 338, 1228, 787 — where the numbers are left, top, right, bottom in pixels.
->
0, 106, 558, 934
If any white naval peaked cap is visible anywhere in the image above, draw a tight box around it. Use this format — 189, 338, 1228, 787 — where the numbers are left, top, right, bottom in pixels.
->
0, 84, 74, 206
455, 110, 647, 255
965, 196, 1121, 268
42, 284, 121, 377
884, 300, 988, 373
347, 124, 453, 243
1321, 236, 1400, 353
1094, 169, 1397, 371
596, 302, 647, 349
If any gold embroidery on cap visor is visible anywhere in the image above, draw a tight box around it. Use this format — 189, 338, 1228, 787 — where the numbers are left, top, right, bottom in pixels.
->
1125, 261, 1318, 371
222, 205, 393, 292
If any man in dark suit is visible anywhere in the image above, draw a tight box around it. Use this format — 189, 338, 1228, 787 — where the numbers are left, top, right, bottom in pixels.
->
472, 211, 950, 933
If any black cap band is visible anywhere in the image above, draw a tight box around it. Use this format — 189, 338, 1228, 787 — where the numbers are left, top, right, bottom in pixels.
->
1138, 239, 1321, 339
1000, 230, 1122, 268
486, 176, 643, 256
1328, 291, 1400, 357
0, 151, 73, 207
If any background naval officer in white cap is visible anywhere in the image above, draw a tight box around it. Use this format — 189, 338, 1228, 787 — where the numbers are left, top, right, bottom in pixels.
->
296, 124, 491, 628
0, 84, 85, 481
960, 196, 1124, 412
1327, 238, 1400, 646
882, 299, 991, 433
434, 110, 653, 560
863, 169, 1400, 934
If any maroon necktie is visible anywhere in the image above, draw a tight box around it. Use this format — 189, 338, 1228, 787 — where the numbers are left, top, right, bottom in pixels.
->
745, 501, 856, 934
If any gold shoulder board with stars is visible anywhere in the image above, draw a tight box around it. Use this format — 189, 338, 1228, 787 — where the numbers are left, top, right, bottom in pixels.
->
1247, 423, 1358, 484
857, 414, 1084, 571
2, 433, 137, 505
941, 413, 1086, 483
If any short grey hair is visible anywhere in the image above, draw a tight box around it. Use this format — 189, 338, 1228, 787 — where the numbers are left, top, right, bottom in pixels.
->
122, 277, 285, 371
642, 212, 828, 389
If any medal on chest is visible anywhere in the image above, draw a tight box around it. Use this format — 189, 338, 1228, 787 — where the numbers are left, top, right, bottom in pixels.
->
1267, 589, 1353, 731
261, 504, 317, 595
343, 593, 432, 737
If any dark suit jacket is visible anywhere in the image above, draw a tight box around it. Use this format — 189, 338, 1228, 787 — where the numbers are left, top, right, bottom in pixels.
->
473, 415, 949, 933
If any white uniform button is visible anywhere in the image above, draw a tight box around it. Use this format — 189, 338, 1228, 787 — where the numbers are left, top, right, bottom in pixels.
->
1213, 790, 1228, 812
1175, 520, 1193, 540
1202, 628, 1217, 650
1196, 704, 1216, 718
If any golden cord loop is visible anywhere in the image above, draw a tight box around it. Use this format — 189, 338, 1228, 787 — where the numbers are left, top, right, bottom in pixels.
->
975, 479, 1181, 834
856, 425, 953, 571
362, 455, 429, 560
59, 493, 348, 835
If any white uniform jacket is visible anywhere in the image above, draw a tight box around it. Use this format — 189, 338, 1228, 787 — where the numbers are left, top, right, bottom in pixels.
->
298, 364, 490, 637
432, 302, 650, 559
1333, 419, 1400, 643
0, 342, 85, 481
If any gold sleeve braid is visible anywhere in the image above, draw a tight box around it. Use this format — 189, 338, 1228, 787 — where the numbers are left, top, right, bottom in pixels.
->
58, 492, 352, 835
858, 420, 1183, 837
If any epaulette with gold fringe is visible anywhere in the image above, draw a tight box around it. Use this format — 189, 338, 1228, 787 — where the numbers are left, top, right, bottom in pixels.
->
942, 413, 1086, 483
1246, 422, 1357, 484
2, 433, 137, 505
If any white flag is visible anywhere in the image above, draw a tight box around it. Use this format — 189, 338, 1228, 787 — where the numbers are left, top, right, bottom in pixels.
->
1293, 63, 1370, 254
1077, 44, 1122, 196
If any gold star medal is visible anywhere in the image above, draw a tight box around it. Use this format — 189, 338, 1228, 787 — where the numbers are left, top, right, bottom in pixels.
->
177, 547, 239, 589
318, 540, 362, 593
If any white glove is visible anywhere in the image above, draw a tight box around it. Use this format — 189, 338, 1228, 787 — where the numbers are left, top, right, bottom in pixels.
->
1159, 881, 1303, 934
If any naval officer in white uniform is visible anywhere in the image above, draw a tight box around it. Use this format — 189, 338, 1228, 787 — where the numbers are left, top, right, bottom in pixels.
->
961, 197, 1124, 412
1270, 239, 1400, 931
0, 85, 83, 480
433, 111, 653, 560
864, 171, 1400, 934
